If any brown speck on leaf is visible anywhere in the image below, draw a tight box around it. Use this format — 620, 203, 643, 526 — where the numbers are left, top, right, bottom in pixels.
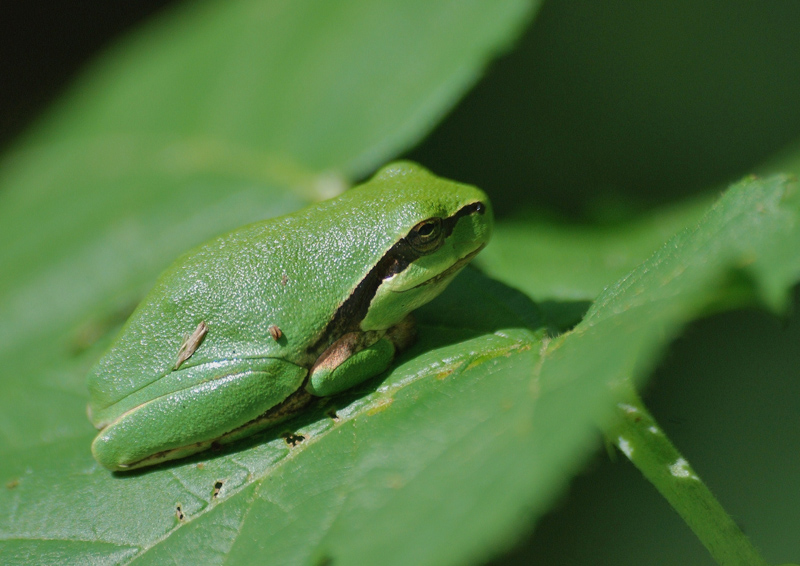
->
436, 369, 454, 380
212, 480, 224, 499
282, 432, 305, 447
326, 409, 339, 421
281, 273, 288, 286
176, 504, 185, 521
174, 321, 208, 370
268, 324, 283, 341
196, 463, 205, 470
6, 479, 19, 489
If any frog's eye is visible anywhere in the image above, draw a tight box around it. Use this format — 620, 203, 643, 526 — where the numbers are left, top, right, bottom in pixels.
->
407, 217, 443, 254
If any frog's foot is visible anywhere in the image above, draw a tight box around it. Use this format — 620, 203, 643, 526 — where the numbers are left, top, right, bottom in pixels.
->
306, 316, 416, 397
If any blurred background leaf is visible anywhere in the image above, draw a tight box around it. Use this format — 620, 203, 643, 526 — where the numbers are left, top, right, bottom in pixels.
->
0, 0, 536, 454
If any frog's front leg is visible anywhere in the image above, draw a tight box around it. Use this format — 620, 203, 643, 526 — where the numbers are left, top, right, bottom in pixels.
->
307, 316, 416, 397
91, 358, 306, 471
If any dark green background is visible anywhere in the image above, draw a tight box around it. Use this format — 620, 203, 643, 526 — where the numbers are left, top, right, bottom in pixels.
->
4, 2, 799, 564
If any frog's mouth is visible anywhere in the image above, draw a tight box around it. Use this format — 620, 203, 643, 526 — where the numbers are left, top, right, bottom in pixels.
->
405, 244, 486, 291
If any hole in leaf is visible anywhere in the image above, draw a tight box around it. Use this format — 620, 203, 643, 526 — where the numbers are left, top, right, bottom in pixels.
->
281, 432, 305, 447
212, 480, 224, 499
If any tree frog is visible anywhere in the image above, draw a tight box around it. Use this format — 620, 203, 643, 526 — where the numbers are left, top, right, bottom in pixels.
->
87, 161, 493, 471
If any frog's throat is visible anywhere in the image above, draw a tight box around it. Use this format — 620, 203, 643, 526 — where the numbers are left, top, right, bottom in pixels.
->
307, 201, 487, 355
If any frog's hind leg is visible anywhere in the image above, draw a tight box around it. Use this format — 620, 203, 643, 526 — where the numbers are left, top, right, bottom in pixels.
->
91, 358, 306, 471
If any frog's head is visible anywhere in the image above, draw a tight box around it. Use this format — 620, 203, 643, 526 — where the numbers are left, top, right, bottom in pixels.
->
357, 161, 493, 331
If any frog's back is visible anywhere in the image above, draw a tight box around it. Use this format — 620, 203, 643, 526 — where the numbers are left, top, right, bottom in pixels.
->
88, 196, 392, 413
87, 161, 488, 415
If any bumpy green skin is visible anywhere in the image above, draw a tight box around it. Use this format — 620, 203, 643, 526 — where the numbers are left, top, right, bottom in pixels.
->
87, 161, 493, 471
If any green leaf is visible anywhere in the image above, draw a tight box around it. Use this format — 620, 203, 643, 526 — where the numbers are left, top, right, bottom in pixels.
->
22, 0, 537, 178
4, 0, 800, 563
536, 177, 800, 438
0, 1, 548, 564
1, 269, 551, 566
478, 195, 713, 304
0, 0, 538, 454
5, 170, 800, 566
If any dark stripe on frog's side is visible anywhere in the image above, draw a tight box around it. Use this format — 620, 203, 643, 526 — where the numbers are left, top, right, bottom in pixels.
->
306, 201, 486, 358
